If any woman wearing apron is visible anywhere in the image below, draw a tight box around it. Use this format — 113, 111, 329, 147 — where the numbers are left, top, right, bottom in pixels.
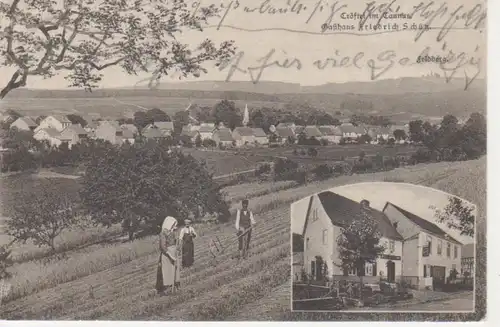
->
179, 219, 197, 268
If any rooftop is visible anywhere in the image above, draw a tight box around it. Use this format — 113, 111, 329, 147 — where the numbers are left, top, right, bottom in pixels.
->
316, 191, 403, 241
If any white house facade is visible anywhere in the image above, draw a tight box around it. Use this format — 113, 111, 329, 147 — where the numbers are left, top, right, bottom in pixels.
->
36, 115, 71, 132
302, 192, 404, 284
383, 202, 462, 290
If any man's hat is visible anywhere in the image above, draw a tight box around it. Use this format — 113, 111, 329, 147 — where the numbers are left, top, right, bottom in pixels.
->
242, 199, 249, 205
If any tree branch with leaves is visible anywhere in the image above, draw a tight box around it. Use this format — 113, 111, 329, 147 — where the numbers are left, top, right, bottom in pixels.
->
431, 196, 475, 238
0, 0, 236, 98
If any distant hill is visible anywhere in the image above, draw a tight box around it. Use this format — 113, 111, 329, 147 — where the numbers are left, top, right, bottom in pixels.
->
4, 77, 485, 119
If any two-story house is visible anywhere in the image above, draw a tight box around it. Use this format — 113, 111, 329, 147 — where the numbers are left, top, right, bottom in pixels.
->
302, 191, 403, 284
383, 202, 463, 290
10, 117, 38, 131
367, 127, 393, 142
36, 115, 72, 132
33, 128, 63, 148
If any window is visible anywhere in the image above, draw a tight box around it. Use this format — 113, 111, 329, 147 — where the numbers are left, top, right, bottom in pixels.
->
447, 242, 451, 258
312, 208, 319, 222
311, 261, 316, 279
389, 240, 395, 253
365, 263, 374, 276
454, 245, 458, 259
437, 240, 442, 255
348, 268, 357, 276
427, 236, 433, 255
322, 229, 328, 245
306, 238, 309, 251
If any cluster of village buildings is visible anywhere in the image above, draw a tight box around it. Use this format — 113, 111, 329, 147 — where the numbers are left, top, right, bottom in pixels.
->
293, 191, 475, 290
6, 114, 411, 149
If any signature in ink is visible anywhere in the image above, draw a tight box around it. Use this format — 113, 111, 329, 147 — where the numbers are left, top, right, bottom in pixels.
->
218, 48, 303, 84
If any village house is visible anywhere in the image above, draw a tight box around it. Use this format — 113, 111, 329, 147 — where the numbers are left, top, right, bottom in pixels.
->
367, 126, 393, 143
383, 202, 462, 290
120, 124, 138, 135
36, 115, 72, 132
95, 121, 124, 145
338, 123, 365, 142
180, 126, 200, 143
198, 124, 216, 140
10, 116, 38, 131
461, 243, 474, 277
276, 122, 297, 131
142, 127, 170, 141
302, 191, 403, 284
300, 126, 324, 140
142, 121, 174, 137
274, 127, 296, 144
120, 124, 137, 144
58, 124, 88, 148
252, 128, 268, 145
318, 126, 343, 144
213, 128, 234, 147
232, 127, 256, 147
33, 128, 64, 148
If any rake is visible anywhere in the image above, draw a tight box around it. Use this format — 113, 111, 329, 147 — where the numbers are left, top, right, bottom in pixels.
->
209, 227, 252, 261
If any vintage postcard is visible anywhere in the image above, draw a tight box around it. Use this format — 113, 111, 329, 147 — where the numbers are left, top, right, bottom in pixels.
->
0, 0, 486, 322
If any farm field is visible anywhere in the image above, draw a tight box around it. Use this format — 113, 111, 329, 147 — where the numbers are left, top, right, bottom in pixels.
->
0, 156, 486, 320
2, 96, 284, 119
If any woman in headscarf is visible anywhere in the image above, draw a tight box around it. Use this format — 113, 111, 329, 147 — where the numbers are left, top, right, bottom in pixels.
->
156, 216, 181, 294
179, 219, 197, 268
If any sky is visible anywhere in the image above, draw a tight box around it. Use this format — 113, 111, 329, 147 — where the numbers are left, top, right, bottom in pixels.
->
0, 0, 487, 89
290, 182, 476, 245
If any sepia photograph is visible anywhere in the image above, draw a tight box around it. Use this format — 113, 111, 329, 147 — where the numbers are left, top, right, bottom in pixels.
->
291, 182, 476, 312
0, 0, 487, 322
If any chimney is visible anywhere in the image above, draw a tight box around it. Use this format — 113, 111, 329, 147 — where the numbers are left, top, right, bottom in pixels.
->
360, 199, 370, 209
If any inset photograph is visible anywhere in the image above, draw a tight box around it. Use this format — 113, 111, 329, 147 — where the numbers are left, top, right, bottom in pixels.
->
291, 182, 475, 312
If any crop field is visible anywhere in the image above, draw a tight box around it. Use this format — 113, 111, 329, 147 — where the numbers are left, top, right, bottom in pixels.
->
2, 97, 284, 119
0, 157, 486, 320
183, 149, 269, 177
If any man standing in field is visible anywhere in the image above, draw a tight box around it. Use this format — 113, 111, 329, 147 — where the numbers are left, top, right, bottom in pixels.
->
235, 199, 256, 260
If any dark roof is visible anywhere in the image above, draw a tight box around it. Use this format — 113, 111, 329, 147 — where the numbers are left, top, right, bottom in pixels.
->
304, 126, 323, 138
252, 128, 267, 137
275, 127, 295, 138
233, 127, 254, 136
462, 243, 474, 258
387, 203, 462, 245
316, 191, 403, 241
214, 129, 233, 142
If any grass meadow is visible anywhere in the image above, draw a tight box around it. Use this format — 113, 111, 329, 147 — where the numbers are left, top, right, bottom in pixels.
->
0, 156, 486, 320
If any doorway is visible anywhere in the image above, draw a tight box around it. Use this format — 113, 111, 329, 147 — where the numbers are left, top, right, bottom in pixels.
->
386, 261, 396, 282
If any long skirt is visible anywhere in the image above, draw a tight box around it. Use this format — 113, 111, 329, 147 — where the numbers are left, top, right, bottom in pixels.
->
156, 246, 180, 292
182, 239, 195, 268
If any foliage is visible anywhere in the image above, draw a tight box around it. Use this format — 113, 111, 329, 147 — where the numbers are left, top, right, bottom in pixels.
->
80, 142, 230, 240
212, 100, 241, 130
273, 158, 299, 182
194, 134, 202, 147
393, 129, 407, 141
307, 147, 318, 157
358, 134, 372, 144
350, 114, 392, 127
6, 183, 79, 253
432, 197, 475, 238
67, 114, 88, 127
202, 138, 217, 148
0, 246, 13, 280
336, 209, 385, 293
0, 0, 236, 98
312, 164, 333, 180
